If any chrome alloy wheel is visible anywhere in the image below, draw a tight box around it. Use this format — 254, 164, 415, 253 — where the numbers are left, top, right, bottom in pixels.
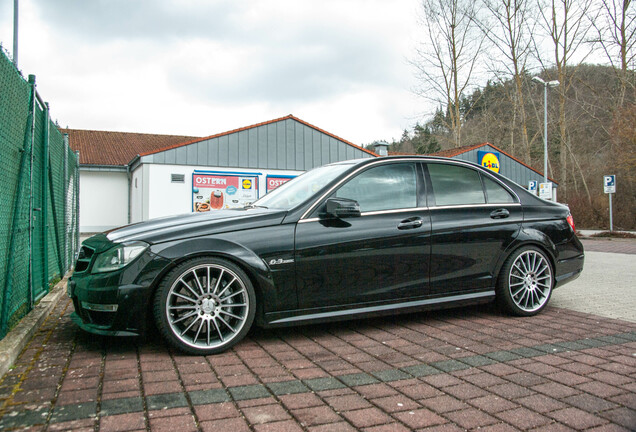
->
508, 250, 553, 313
165, 264, 250, 350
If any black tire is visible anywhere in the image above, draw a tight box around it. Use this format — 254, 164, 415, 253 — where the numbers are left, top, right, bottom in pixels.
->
496, 246, 554, 316
153, 257, 256, 355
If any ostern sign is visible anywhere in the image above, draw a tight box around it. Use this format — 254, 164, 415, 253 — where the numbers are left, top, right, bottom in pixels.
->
478, 151, 500, 173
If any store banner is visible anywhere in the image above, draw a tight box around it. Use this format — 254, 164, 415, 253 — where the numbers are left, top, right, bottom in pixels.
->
266, 175, 296, 193
478, 151, 501, 173
192, 172, 259, 212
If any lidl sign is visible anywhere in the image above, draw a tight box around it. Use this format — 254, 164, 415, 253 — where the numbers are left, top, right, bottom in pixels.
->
478, 151, 500, 173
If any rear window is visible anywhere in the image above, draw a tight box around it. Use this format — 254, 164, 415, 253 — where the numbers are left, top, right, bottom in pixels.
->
428, 163, 485, 206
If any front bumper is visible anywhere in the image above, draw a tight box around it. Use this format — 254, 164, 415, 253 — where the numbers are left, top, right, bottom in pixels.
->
68, 279, 153, 336
68, 238, 173, 337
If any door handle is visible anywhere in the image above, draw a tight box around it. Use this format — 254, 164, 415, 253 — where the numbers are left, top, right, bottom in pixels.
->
490, 208, 510, 219
398, 217, 423, 230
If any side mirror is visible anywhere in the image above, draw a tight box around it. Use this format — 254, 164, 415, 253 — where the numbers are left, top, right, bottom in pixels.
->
325, 198, 361, 218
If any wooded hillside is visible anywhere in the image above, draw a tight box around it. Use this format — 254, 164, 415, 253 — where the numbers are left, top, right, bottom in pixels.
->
385, 0, 635, 230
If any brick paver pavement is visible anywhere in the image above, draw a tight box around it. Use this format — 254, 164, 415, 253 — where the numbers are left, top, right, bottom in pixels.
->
0, 238, 634, 431
580, 238, 636, 255
1, 297, 634, 431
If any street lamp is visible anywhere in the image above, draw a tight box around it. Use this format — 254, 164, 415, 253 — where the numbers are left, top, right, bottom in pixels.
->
532, 76, 559, 183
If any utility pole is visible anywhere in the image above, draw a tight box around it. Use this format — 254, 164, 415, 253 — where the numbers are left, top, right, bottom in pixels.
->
532, 76, 559, 182
13, 0, 19, 67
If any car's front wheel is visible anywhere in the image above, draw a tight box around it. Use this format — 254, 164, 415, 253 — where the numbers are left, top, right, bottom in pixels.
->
153, 257, 256, 355
497, 246, 553, 316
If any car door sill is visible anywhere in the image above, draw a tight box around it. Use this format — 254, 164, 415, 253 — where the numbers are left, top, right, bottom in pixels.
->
265, 291, 495, 327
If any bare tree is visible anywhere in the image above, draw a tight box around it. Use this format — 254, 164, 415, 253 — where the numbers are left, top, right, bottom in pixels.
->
479, 0, 537, 162
537, 0, 596, 201
591, 0, 635, 107
412, 0, 485, 147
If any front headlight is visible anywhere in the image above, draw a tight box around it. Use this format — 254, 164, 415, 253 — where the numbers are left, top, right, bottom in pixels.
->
92, 241, 149, 273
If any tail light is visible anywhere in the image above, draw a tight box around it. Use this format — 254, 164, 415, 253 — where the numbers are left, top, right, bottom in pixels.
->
566, 213, 575, 232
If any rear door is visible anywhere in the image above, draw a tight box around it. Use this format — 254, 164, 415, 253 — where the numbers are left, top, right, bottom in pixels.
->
425, 162, 522, 296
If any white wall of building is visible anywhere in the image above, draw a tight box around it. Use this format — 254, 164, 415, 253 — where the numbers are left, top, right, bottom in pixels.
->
138, 163, 303, 220
130, 164, 147, 224
79, 170, 128, 233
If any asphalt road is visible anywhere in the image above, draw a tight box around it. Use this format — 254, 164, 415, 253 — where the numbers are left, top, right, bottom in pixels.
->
551, 248, 636, 322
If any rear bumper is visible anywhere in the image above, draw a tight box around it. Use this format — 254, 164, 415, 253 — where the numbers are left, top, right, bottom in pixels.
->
554, 252, 584, 288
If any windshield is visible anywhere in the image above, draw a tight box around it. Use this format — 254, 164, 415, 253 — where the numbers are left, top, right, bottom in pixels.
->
253, 163, 355, 210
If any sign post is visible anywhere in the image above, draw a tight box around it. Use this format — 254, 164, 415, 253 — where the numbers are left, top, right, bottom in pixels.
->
604, 175, 616, 232
539, 182, 553, 201
528, 180, 538, 195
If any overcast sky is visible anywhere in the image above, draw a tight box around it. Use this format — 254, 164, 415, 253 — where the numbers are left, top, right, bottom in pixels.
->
1, 0, 427, 145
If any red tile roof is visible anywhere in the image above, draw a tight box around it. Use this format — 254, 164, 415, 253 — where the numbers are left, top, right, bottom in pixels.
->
61, 129, 199, 166
428, 142, 488, 158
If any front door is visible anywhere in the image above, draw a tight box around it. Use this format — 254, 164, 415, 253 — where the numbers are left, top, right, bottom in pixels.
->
294, 161, 431, 309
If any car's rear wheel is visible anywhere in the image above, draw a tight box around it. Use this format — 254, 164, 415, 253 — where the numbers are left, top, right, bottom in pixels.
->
153, 257, 255, 355
497, 246, 553, 316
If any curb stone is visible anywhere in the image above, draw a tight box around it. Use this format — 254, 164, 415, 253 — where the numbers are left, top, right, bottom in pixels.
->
0, 274, 69, 379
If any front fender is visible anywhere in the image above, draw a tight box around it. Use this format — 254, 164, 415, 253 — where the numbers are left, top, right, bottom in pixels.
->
150, 237, 273, 308
148, 226, 297, 325
151, 237, 270, 275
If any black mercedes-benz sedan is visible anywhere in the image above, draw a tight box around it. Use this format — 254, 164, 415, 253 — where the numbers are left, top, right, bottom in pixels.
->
68, 156, 584, 354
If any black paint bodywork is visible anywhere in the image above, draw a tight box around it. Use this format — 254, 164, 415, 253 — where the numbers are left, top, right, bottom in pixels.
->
69, 156, 584, 337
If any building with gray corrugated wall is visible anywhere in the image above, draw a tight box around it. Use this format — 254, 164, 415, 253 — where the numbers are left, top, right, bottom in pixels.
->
126, 115, 375, 225
131, 115, 374, 172
68, 115, 376, 232
429, 142, 557, 199
71, 115, 554, 232
387, 142, 557, 199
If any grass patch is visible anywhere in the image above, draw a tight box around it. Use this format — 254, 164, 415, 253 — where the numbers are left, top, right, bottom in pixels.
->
48, 275, 62, 288
589, 231, 636, 239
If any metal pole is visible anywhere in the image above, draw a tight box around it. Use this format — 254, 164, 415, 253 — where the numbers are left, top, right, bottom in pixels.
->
543, 83, 548, 183
75, 150, 80, 256
43, 103, 50, 290
63, 135, 69, 272
28, 75, 36, 309
609, 193, 613, 232
13, 0, 18, 67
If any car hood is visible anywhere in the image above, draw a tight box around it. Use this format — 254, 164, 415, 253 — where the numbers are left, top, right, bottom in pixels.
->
101, 207, 287, 245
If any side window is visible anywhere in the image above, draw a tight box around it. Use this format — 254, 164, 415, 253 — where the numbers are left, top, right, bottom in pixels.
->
334, 163, 417, 212
482, 175, 515, 203
428, 163, 485, 206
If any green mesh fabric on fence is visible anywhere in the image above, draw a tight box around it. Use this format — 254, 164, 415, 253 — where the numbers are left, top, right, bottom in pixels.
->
0, 49, 79, 338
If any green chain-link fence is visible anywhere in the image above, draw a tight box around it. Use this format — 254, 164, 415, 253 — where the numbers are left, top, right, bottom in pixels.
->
0, 49, 79, 338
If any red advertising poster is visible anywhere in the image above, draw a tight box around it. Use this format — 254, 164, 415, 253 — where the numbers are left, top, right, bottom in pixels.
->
266, 175, 296, 193
192, 173, 258, 212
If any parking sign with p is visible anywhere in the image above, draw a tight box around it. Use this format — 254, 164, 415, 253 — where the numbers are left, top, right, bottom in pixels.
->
604, 175, 616, 194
